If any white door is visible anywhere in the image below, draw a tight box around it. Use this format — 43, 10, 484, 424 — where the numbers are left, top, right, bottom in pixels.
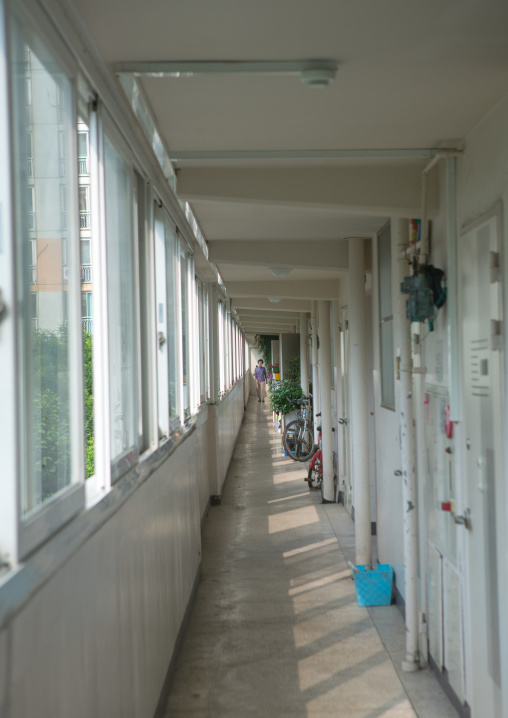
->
460, 208, 505, 717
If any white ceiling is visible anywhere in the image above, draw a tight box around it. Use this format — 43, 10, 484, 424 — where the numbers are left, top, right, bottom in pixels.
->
74, 0, 508, 332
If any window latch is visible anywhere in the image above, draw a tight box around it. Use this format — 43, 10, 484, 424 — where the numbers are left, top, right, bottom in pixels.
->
0, 289, 7, 324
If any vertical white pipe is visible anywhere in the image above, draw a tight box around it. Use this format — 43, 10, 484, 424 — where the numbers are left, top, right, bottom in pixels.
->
300, 312, 309, 395
319, 301, 334, 502
413, 321, 428, 668
446, 157, 461, 421
392, 219, 420, 672
311, 301, 320, 430
348, 239, 372, 565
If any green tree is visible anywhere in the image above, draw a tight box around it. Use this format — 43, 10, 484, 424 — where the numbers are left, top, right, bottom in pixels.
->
83, 329, 94, 477
254, 334, 278, 367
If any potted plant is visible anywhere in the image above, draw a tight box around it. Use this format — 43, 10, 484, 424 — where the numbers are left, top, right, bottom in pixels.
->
268, 378, 304, 416
268, 362, 280, 381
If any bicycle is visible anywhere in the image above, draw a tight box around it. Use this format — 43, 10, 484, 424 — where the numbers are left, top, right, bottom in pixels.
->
306, 423, 336, 495
283, 397, 317, 462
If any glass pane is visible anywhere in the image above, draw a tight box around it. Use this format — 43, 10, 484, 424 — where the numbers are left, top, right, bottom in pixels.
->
180, 244, 189, 417
197, 280, 204, 399
78, 131, 88, 158
10, 23, 77, 514
165, 221, 177, 418
80, 239, 90, 266
104, 134, 138, 470
380, 319, 395, 408
78, 120, 93, 476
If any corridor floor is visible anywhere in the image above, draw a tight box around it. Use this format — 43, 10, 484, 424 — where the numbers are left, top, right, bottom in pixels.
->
161, 397, 458, 718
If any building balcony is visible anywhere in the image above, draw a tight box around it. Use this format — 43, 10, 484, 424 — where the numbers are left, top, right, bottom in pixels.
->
80, 211, 91, 230
81, 264, 92, 283
82, 318, 92, 333
79, 158, 89, 175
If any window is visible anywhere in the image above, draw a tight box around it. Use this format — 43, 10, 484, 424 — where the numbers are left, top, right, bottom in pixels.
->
104, 133, 139, 477
79, 186, 90, 229
196, 278, 207, 403
80, 239, 91, 282
218, 300, 224, 394
179, 241, 190, 419
10, 16, 84, 554
27, 131, 33, 177
81, 291, 92, 332
378, 222, 395, 409
165, 220, 178, 423
78, 130, 89, 175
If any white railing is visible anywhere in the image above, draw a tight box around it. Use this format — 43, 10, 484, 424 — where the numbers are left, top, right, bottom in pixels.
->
80, 211, 91, 229
30, 266, 36, 284
80, 264, 92, 283
27, 157, 33, 177
82, 318, 92, 333
78, 158, 88, 175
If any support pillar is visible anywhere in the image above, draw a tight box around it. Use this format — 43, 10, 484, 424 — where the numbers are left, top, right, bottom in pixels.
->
391, 219, 419, 671
348, 239, 371, 565
310, 301, 320, 430
318, 301, 334, 503
300, 312, 309, 395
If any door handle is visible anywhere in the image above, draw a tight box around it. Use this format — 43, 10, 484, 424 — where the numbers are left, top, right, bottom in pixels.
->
338, 418, 348, 425
453, 508, 472, 530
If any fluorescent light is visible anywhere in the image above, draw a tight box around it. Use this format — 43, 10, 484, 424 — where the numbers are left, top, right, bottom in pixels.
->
268, 297, 281, 303
268, 267, 292, 278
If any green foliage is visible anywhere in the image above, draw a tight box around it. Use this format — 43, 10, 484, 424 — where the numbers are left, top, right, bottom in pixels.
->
268, 379, 304, 415
83, 330, 94, 478
30, 326, 94, 499
31, 326, 71, 500
254, 333, 278, 367
285, 355, 300, 384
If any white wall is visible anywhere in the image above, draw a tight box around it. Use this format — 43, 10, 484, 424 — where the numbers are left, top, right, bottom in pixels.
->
0, 385, 245, 718
217, 380, 246, 492
279, 333, 300, 379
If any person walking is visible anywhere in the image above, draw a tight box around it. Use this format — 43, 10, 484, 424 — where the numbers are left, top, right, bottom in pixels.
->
254, 359, 267, 403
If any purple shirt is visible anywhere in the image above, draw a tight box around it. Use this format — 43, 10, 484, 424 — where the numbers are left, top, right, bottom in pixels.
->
254, 366, 267, 381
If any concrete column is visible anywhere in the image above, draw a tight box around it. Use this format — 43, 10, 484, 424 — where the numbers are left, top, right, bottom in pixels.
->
391, 219, 419, 671
318, 301, 334, 503
311, 301, 320, 430
348, 239, 372, 565
300, 312, 309, 395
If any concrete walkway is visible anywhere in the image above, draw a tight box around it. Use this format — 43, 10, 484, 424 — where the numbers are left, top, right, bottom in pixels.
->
161, 398, 458, 717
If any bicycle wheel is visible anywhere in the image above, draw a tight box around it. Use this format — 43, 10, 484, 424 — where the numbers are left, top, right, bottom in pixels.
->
307, 463, 322, 489
283, 420, 314, 462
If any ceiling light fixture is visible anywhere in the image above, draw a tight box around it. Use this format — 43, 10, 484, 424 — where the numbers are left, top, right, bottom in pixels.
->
268, 297, 281, 303
300, 68, 336, 88
268, 267, 292, 278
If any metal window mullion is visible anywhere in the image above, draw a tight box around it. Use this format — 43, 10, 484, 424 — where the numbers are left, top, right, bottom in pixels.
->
0, 0, 20, 566
175, 234, 184, 424
154, 203, 169, 439
87, 102, 112, 498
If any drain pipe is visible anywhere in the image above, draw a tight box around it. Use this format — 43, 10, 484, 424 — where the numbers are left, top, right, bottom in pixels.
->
300, 312, 309, 396
318, 301, 334, 503
311, 301, 320, 431
392, 219, 420, 673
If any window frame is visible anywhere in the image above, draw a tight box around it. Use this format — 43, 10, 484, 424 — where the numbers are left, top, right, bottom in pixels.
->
6, 3, 86, 560
101, 112, 141, 483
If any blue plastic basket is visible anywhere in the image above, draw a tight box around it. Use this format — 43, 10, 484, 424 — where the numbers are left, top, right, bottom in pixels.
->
353, 564, 393, 606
